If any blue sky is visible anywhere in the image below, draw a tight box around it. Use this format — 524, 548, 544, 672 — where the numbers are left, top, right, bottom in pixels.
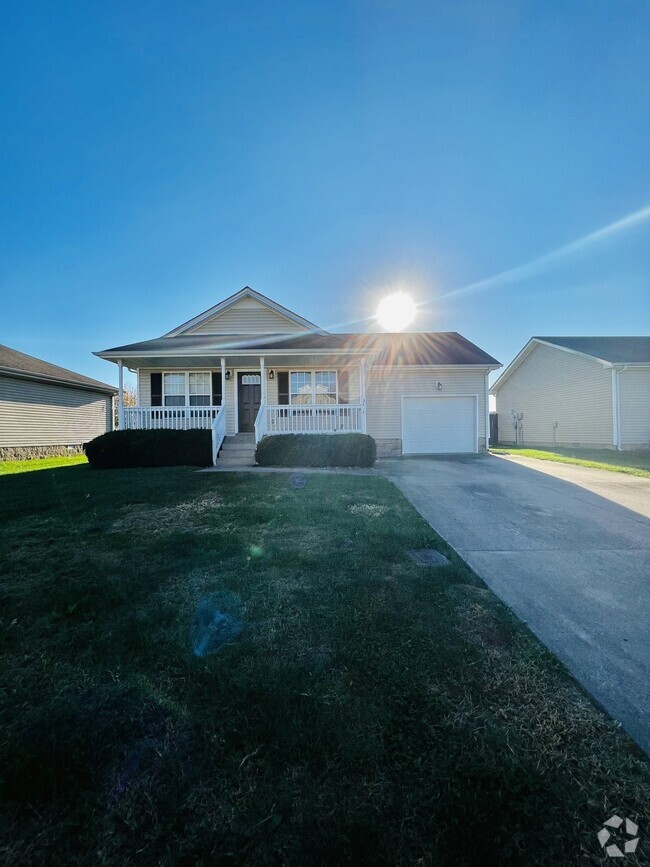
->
2, 1, 649, 387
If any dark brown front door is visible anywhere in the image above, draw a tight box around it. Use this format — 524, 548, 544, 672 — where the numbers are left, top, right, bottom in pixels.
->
237, 372, 261, 432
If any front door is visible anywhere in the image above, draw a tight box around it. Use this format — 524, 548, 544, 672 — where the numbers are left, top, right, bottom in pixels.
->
237, 372, 261, 432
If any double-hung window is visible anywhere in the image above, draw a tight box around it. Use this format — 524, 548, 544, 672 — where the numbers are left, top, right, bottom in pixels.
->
289, 371, 337, 406
163, 372, 211, 407
163, 373, 186, 407
290, 371, 312, 405
188, 372, 211, 406
315, 371, 337, 404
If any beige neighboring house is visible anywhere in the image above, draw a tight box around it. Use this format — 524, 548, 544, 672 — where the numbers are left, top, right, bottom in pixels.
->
0, 344, 117, 459
95, 287, 500, 466
490, 337, 650, 450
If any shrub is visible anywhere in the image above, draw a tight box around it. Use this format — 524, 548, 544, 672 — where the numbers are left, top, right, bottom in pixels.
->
84, 430, 212, 469
255, 433, 376, 468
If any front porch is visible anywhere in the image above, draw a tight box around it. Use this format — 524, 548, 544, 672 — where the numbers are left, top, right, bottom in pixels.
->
117, 354, 368, 464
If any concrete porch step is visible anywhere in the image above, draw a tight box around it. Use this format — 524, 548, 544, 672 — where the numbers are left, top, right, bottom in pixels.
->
220, 443, 256, 454
225, 433, 255, 444
216, 455, 256, 467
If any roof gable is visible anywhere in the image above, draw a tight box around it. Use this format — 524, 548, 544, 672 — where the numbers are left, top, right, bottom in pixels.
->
491, 335, 650, 394
165, 287, 326, 337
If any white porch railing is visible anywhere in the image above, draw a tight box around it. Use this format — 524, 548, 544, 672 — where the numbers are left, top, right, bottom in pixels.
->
211, 404, 227, 465
257, 404, 364, 442
123, 406, 221, 430
254, 403, 268, 444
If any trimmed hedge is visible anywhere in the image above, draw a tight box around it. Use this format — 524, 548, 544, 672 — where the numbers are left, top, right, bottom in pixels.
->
84, 429, 212, 469
256, 433, 376, 468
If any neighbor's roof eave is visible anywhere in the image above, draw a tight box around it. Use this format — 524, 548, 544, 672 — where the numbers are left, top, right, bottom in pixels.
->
0, 365, 117, 394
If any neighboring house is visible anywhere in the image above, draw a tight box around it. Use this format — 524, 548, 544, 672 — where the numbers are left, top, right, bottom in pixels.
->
491, 337, 650, 450
95, 287, 500, 465
0, 344, 117, 459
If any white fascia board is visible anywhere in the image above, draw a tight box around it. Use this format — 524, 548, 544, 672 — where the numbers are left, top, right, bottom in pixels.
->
371, 364, 501, 371
163, 287, 327, 337
601, 362, 650, 370
95, 348, 374, 360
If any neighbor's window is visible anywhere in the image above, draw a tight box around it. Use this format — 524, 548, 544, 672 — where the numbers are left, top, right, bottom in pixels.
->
315, 371, 337, 404
290, 371, 312, 404
163, 373, 186, 406
289, 371, 337, 405
189, 372, 211, 406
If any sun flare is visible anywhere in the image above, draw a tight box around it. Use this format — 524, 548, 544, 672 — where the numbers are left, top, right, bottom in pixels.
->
376, 292, 416, 332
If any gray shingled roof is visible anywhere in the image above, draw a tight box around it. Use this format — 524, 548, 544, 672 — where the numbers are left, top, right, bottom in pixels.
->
96, 332, 500, 367
536, 337, 650, 364
0, 344, 117, 393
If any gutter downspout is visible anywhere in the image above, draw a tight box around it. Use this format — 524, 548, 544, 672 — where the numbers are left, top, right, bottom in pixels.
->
484, 371, 490, 451
611, 367, 622, 450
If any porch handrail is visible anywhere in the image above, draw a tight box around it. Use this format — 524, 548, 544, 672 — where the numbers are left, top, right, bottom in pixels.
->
211, 404, 227, 466
254, 401, 267, 444
123, 405, 221, 430
263, 403, 363, 436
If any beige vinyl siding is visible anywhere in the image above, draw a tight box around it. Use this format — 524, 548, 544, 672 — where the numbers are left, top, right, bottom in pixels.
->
366, 368, 487, 445
0, 374, 112, 447
187, 297, 309, 335
495, 343, 613, 447
619, 368, 650, 448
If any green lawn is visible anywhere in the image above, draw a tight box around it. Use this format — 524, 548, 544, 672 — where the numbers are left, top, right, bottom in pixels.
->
491, 445, 650, 478
1, 465, 648, 865
0, 454, 87, 475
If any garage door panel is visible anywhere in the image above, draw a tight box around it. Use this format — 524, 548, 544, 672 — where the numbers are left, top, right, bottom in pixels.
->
402, 396, 476, 454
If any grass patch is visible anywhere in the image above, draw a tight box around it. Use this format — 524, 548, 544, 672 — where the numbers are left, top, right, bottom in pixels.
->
1, 465, 648, 865
0, 455, 87, 475
491, 445, 650, 478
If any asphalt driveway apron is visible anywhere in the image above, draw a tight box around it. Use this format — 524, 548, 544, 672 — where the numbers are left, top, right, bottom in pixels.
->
380, 454, 650, 754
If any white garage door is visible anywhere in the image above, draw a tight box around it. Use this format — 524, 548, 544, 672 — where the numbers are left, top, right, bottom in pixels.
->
402, 396, 477, 454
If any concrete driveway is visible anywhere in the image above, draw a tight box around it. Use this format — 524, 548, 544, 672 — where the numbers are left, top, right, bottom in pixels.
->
380, 454, 650, 754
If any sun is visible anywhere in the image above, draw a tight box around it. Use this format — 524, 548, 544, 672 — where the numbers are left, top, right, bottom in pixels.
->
376, 292, 416, 331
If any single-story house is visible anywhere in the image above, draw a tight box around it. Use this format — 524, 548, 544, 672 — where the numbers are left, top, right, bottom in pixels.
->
0, 343, 117, 459
490, 336, 650, 450
95, 287, 500, 465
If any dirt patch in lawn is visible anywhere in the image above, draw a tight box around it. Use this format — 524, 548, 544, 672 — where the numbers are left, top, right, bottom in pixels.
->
347, 502, 389, 517
111, 491, 224, 535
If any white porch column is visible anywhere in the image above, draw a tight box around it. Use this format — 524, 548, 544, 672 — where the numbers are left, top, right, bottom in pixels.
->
260, 356, 266, 404
359, 360, 367, 433
117, 359, 125, 429
221, 356, 227, 431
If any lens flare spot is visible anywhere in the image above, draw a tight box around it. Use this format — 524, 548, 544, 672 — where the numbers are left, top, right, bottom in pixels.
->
191, 591, 244, 657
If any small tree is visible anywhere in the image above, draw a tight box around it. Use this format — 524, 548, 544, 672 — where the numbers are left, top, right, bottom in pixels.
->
114, 385, 137, 429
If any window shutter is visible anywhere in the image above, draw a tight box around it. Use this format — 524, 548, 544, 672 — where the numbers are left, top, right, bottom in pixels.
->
211, 372, 223, 406
151, 372, 162, 406
338, 370, 349, 404
278, 371, 289, 405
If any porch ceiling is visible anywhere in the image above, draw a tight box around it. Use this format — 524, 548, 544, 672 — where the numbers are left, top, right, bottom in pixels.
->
118, 353, 368, 371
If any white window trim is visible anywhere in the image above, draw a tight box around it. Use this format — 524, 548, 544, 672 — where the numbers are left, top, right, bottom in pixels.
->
288, 369, 338, 405
163, 370, 212, 406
